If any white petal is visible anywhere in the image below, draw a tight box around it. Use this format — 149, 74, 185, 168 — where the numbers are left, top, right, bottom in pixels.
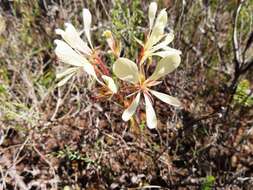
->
54, 40, 97, 78
146, 9, 168, 49
55, 40, 86, 66
56, 67, 78, 79
144, 93, 157, 129
57, 72, 75, 87
133, 36, 144, 46
113, 58, 139, 84
148, 2, 157, 31
148, 53, 181, 81
55, 28, 64, 35
102, 75, 118, 93
155, 9, 168, 29
55, 23, 91, 55
163, 46, 182, 53
151, 33, 175, 52
82, 62, 97, 79
122, 92, 141, 121
82, 8, 93, 48
152, 48, 181, 58
145, 25, 164, 51
149, 90, 181, 107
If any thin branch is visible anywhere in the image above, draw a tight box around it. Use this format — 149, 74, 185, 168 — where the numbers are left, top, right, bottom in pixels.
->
232, 1, 243, 72
241, 58, 253, 74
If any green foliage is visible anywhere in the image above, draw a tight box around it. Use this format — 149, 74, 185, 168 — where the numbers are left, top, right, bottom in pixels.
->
1, 101, 36, 122
234, 79, 253, 106
208, 0, 219, 10
111, 0, 145, 57
0, 67, 10, 84
201, 175, 215, 190
139, 120, 146, 130
111, 0, 144, 36
12, 0, 46, 48
0, 69, 39, 127
0, 84, 7, 94
38, 69, 55, 88
53, 146, 94, 163
236, 1, 253, 42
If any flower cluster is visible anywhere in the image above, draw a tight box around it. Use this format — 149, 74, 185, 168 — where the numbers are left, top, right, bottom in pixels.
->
54, 2, 182, 129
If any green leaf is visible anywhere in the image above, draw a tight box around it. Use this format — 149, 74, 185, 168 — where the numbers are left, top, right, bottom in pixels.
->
201, 175, 215, 190
234, 79, 253, 106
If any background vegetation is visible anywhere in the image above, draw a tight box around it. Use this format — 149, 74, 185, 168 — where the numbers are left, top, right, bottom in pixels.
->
0, 0, 253, 189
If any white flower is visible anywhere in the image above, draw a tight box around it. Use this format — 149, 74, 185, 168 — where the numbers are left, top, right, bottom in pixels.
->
54, 39, 97, 87
55, 9, 96, 86
55, 8, 116, 92
55, 23, 92, 55
139, 2, 181, 64
56, 8, 94, 54
113, 54, 181, 129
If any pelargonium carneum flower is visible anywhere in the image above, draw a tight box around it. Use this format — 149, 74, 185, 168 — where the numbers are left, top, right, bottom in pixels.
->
53, 2, 182, 129
113, 54, 181, 129
55, 9, 93, 58
54, 39, 97, 87
139, 2, 181, 64
54, 9, 117, 93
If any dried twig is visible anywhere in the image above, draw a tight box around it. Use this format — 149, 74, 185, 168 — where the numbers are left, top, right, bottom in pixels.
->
232, 1, 243, 72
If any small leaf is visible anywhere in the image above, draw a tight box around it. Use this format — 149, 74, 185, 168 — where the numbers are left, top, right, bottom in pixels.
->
201, 175, 215, 190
